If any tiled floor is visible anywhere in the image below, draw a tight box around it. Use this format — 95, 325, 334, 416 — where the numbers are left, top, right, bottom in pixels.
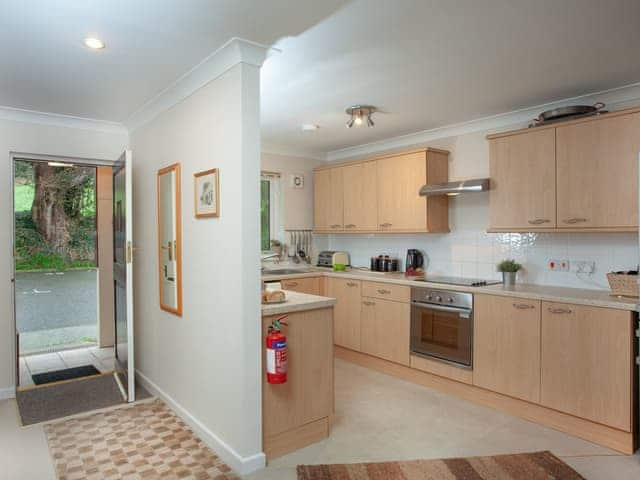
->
2, 358, 639, 479
19, 346, 116, 388
246, 359, 640, 480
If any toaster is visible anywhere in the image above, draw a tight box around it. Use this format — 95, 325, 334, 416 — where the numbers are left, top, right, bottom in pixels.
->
317, 251, 350, 268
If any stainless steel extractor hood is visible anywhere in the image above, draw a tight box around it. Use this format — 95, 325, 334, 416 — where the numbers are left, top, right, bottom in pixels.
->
419, 178, 490, 196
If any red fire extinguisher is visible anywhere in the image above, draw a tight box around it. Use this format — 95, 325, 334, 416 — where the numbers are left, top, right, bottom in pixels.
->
266, 315, 288, 384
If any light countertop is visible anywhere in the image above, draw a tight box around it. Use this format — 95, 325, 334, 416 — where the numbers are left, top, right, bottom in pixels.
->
262, 290, 337, 316
262, 266, 639, 312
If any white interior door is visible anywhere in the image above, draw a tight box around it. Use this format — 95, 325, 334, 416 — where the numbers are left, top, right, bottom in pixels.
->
113, 150, 135, 401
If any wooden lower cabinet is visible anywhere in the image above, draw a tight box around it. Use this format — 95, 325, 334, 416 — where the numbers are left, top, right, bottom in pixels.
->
262, 308, 334, 459
473, 295, 541, 403
361, 298, 410, 366
281, 277, 322, 295
541, 302, 634, 431
326, 278, 362, 351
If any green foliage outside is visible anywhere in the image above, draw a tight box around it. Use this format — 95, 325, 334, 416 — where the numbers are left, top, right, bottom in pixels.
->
261, 179, 271, 251
14, 161, 97, 271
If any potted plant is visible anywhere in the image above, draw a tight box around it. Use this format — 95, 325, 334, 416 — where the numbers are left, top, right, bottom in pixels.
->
497, 259, 522, 286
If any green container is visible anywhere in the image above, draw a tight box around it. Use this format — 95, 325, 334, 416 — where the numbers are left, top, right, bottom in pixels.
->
333, 263, 346, 272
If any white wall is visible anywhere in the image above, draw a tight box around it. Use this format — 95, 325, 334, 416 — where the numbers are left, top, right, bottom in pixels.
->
0, 117, 128, 397
327, 129, 639, 289
261, 152, 324, 231
261, 152, 328, 260
131, 62, 264, 472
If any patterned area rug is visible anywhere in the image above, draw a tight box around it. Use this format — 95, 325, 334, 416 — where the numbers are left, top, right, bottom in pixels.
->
45, 399, 238, 480
297, 451, 586, 480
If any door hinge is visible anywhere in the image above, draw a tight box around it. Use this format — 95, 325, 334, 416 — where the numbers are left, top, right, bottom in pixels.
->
126, 241, 133, 264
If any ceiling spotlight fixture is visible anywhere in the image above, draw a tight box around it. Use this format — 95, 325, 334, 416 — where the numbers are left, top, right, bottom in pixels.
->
84, 37, 105, 50
346, 105, 376, 128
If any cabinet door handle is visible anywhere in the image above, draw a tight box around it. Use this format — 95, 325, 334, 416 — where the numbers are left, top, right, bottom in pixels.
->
379, 222, 392, 227
513, 303, 535, 310
548, 307, 573, 314
377, 289, 391, 295
528, 218, 550, 225
346, 282, 358, 287
363, 300, 376, 306
562, 218, 588, 224
345, 224, 356, 228
330, 224, 343, 228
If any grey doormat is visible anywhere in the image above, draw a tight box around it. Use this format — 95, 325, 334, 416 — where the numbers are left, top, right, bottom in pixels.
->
31, 364, 100, 385
16, 374, 152, 426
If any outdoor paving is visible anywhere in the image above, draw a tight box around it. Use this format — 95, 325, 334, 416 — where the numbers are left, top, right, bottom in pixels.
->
15, 270, 98, 354
19, 346, 116, 388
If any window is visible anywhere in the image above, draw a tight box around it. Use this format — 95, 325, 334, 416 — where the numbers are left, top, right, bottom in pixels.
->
261, 173, 280, 252
260, 178, 271, 251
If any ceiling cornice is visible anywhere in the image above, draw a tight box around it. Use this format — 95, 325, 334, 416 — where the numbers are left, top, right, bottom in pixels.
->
325, 81, 640, 162
261, 142, 326, 161
0, 105, 128, 135
124, 37, 271, 132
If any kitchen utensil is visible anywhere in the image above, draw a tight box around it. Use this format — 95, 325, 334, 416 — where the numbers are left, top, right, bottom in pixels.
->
406, 249, 424, 272
530, 102, 606, 127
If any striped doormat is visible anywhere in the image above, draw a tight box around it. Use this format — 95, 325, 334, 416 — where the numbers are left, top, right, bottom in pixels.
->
297, 451, 585, 479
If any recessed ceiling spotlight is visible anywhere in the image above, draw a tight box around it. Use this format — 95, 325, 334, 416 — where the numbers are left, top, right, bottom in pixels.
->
346, 105, 376, 128
84, 37, 105, 50
301, 124, 320, 132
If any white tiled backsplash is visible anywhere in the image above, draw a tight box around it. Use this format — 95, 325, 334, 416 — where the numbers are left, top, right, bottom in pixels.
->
326, 194, 639, 290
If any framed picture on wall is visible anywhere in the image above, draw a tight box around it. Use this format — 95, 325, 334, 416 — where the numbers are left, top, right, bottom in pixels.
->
194, 168, 220, 218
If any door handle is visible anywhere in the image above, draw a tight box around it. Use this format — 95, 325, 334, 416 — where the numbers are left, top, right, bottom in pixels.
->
377, 289, 391, 295
345, 224, 356, 228
346, 282, 358, 287
513, 303, 535, 310
562, 218, 588, 224
528, 219, 550, 225
547, 307, 572, 314
362, 300, 375, 306
379, 222, 392, 227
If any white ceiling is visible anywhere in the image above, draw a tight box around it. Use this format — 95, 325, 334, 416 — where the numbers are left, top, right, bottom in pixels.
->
260, 0, 640, 157
0, 0, 346, 122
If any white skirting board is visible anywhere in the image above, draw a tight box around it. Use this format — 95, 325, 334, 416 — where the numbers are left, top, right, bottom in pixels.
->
135, 370, 266, 475
0, 386, 16, 400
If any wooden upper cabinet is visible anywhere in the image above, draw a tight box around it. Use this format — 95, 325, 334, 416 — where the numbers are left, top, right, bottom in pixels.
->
313, 167, 344, 231
376, 150, 449, 232
488, 129, 557, 230
556, 112, 640, 229
314, 148, 449, 233
488, 107, 640, 232
541, 302, 633, 431
342, 162, 378, 231
473, 295, 541, 403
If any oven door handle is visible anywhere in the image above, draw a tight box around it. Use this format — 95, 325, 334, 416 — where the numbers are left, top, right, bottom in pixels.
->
412, 301, 472, 319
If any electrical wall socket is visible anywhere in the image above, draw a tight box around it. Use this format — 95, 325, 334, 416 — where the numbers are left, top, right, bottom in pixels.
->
571, 260, 596, 274
548, 259, 570, 272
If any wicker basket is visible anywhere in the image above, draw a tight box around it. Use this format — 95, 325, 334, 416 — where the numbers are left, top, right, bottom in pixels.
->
606, 273, 639, 298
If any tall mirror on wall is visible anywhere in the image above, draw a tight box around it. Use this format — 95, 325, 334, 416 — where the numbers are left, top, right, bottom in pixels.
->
157, 163, 183, 316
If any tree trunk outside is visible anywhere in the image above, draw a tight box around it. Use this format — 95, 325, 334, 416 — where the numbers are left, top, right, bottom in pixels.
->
31, 164, 71, 252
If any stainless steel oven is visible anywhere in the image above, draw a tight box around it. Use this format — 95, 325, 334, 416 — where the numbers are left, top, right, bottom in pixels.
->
410, 287, 473, 368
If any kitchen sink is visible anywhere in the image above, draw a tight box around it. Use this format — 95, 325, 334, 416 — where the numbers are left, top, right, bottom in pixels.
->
263, 268, 315, 275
